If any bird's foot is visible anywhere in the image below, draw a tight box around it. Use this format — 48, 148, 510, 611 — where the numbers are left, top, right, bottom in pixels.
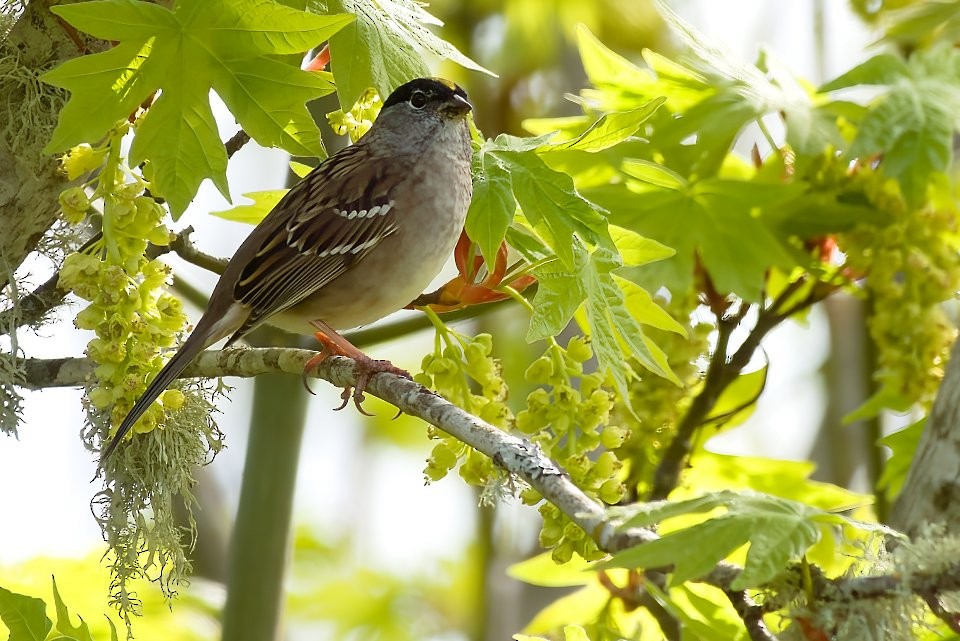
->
302, 347, 331, 395
333, 355, 411, 415
306, 321, 409, 414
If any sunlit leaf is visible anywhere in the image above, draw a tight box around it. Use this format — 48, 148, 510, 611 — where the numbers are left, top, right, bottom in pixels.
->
877, 419, 925, 498
44, 0, 349, 215
603, 491, 892, 589
821, 45, 960, 206
0, 585, 51, 641
541, 100, 665, 153
51, 578, 94, 641
507, 552, 595, 588
212, 190, 288, 225
609, 225, 675, 267
589, 172, 800, 301
325, 0, 493, 107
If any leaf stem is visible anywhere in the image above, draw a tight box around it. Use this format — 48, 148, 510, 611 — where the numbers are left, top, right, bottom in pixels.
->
502, 285, 535, 314
755, 117, 779, 153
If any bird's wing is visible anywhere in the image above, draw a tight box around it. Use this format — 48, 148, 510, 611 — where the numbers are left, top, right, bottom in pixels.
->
228, 145, 404, 337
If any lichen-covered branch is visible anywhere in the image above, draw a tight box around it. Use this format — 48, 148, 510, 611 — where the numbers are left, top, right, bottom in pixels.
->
0, 1, 105, 287
723, 589, 777, 641
17, 347, 960, 636
21, 347, 645, 549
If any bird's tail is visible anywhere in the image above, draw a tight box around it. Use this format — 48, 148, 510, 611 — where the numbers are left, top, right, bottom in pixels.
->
97, 320, 224, 466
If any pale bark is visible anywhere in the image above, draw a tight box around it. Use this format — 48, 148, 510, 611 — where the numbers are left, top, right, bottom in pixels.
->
890, 338, 960, 535
0, 0, 103, 287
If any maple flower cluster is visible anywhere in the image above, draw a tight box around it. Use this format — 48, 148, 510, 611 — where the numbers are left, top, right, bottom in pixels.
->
56, 133, 187, 442
841, 168, 960, 410
328, 88, 383, 142
419, 325, 625, 563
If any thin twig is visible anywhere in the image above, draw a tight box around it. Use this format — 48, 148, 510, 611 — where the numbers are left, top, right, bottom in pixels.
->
724, 589, 778, 641
0, 226, 227, 337
0, 269, 70, 334
225, 130, 252, 158
1, 126, 251, 334
162, 226, 228, 274
0, 225, 101, 336
922, 591, 960, 633
650, 303, 750, 500
650, 279, 836, 500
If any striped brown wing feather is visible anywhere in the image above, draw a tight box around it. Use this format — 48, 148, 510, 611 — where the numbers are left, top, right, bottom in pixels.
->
229, 145, 402, 337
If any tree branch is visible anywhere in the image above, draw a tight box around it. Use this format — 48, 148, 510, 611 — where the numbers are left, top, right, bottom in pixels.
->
16, 347, 960, 635
1, 117, 255, 334
650, 279, 835, 500
0, 225, 224, 336
164, 226, 229, 274
224, 130, 251, 158
0, 265, 69, 332
922, 591, 960, 633
20, 347, 647, 550
724, 589, 778, 641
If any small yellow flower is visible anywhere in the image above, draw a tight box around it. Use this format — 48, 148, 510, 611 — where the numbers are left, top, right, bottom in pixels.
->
61, 143, 107, 180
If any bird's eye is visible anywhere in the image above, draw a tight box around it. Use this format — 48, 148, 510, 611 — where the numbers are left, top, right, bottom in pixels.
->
409, 90, 428, 109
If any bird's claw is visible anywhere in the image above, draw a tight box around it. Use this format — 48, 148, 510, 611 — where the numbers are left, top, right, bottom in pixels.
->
333, 387, 352, 412
323, 357, 409, 415
332, 383, 373, 416
303, 348, 332, 395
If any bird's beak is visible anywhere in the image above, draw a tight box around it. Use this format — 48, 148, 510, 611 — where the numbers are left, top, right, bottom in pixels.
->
445, 94, 473, 117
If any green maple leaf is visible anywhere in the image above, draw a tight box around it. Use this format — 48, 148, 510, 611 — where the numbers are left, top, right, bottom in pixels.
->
494, 149, 609, 269
587, 159, 801, 301
0, 585, 52, 641
881, 0, 960, 49
42, 0, 352, 216
465, 155, 515, 269
51, 578, 95, 641
464, 120, 680, 393
324, 0, 494, 108
603, 490, 892, 589
580, 248, 680, 396
475, 122, 658, 270
877, 419, 925, 498
212, 189, 288, 225
580, 4, 840, 176
528, 243, 680, 402
821, 44, 960, 207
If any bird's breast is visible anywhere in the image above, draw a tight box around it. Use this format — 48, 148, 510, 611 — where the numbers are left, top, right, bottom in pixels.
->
271, 141, 473, 334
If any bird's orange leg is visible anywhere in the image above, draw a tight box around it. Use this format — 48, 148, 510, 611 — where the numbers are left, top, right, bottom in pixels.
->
306, 319, 410, 414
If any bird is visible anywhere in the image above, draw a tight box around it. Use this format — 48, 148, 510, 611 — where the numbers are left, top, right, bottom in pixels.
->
99, 77, 474, 463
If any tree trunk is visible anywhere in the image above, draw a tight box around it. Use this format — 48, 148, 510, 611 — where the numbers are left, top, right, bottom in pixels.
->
890, 337, 960, 536
0, 1, 101, 287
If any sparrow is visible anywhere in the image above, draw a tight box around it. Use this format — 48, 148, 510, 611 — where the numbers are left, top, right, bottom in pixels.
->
99, 77, 473, 462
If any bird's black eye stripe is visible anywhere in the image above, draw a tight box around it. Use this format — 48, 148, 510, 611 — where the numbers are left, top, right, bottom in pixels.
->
410, 90, 428, 109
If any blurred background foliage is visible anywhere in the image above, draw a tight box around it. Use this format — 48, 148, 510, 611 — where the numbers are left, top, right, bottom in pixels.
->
433, 0, 669, 135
